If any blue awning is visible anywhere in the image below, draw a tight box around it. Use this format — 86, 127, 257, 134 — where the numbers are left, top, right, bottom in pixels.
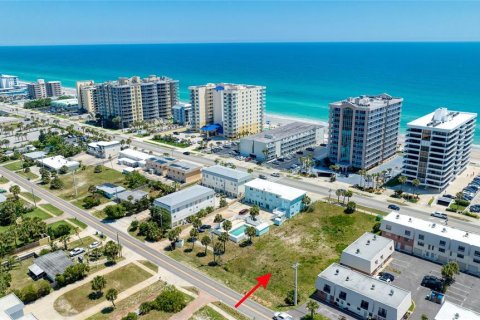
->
201, 123, 223, 133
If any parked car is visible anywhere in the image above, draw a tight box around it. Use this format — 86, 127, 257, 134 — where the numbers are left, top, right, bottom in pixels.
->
199, 225, 212, 232
431, 211, 448, 220
421, 275, 444, 292
377, 272, 395, 283
273, 312, 294, 320
259, 174, 267, 180
88, 241, 101, 249
388, 204, 401, 211
69, 247, 85, 257
306, 147, 315, 152
239, 208, 249, 215
0, 189, 7, 193
296, 151, 303, 155
469, 205, 480, 213
183, 151, 191, 155
271, 172, 281, 177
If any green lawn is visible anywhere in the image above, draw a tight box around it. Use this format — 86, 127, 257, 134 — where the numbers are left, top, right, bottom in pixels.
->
211, 302, 250, 320
18, 171, 39, 180
86, 281, 167, 320
8, 257, 36, 291
3, 161, 23, 171
24, 207, 52, 220
190, 306, 227, 320
150, 138, 188, 148
67, 236, 97, 250
356, 204, 388, 216
139, 260, 158, 273
40, 204, 64, 216
46, 166, 125, 201
47, 220, 74, 235
68, 218, 87, 229
54, 263, 153, 316
169, 201, 377, 309
0, 176, 8, 184
72, 195, 111, 210
21, 192, 41, 203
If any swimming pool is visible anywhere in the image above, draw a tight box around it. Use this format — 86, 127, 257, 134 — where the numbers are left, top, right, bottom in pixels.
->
230, 225, 247, 237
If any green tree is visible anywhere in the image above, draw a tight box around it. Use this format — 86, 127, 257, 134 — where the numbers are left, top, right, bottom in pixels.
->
122, 313, 138, 320
249, 205, 260, 221
245, 226, 256, 244
9, 185, 20, 200
106, 288, 118, 308
219, 197, 227, 208
125, 171, 148, 189
302, 195, 311, 209
442, 261, 460, 285
412, 178, 421, 197
398, 175, 407, 193
306, 300, 319, 318
189, 228, 198, 250
91, 275, 107, 297
213, 214, 223, 223
213, 242, 223, 264
50, 177, 64, 190
218, 232, 228, 253
344, 190, 353, 203
153, 285, 187, 312
59, 165, 68, 174
335, 189, 343, 203
103, 241, 121, 263
222, 220, 232, 233
345, 201, 356, 214
59, 234, 71, 250
40, 168, 51, 184
0, 267, 12, 296
104, 204, 127, 220
201, 235, 211, 256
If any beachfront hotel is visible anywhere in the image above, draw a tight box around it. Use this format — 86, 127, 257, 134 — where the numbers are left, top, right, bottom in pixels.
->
239, 121, 324, 161
189, 83, 266, 139
94, 75, 179, 128
45, 81, 62, 97
328, 93, 402, 170
0, 74, 19, 89
172, 102, 192, 125
76, 80, 97, 114
27, 79, 62, 99
402, 108, 477, 190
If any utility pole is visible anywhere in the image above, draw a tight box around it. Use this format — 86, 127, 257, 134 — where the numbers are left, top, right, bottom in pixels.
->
29, 179, 37, 208
116, 232, 122, 258
292, 262, 300, 306
72, 169, 78, 197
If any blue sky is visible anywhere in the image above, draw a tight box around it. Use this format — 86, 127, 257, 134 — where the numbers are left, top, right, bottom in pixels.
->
1, 1, 480, 45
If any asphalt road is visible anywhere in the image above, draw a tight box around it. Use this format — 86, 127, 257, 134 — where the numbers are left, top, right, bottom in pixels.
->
3, 104, 479, 233
0, 166, 274, 320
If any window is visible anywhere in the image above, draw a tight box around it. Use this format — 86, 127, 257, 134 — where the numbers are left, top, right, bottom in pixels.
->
323, 284, 331, 294
417, 241, 424, 247
458, 246, 465, 252
405, 230, 411, 236
360, 300, 369, 310
378, 308, 387, 318
475, 251, 480, 257
439, 240, 446, 246
419, 234, 425, 240
457, 253, 464, 259
439, 248, 446, 253
339, 291, 347, 300
386, 224, 392, 231
474, 258, 480, 264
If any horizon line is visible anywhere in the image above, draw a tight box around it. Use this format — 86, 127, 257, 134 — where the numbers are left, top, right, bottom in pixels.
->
1, 40, 480, 47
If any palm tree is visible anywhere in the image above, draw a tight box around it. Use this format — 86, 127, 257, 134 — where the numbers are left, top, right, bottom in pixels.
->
306, 300, 319, 318
189, 228, 198, 250
213, 242, 223, 264
344, 190, 353, 203
245, 226, 256, 244
218, 232, 228, 253
60, 234, 71, 250
335, 189, 343, 204
9, 185, 20, 200
398, 175, 407, 193
91, 275, 107, 297
222, 220, 232, 233
106, 288, 118, 308
201, 235, 211, 256
412, 178, 420, 197
249, 206, 260, 221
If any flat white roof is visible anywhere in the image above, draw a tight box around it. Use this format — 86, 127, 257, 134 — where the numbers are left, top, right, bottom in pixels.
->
89, 140, 120, 148
202, 165, 252, 181
383, 212, 480, 247
408, 108, 477, 131
38, 156, 79, 170
119, 148, 154, 161
318, 263, 411, 308
435, 301, 480, 320
342, 232, 393, 262
245, 178, 306, 201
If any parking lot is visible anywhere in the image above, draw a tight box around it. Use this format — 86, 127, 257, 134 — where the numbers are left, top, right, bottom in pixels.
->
386, 251, 480, 319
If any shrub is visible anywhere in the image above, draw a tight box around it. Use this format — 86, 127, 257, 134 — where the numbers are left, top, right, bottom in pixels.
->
104, 204, 127, 219
465, 211, 479, 219
83, 195, 101, 209
39, 248, 51, 256
94, 165, 103, 173
55, 263, 89, 288
15, 280, 51, 303
47, 223, 71, 239
50, 177, 64, 190
122, 313, 138, 320
129, 220, 139, 231
153, 285, 187, 313
455, 199, 470, 207
139, 301, 154, 315
285, 289, 300, 305
372, 222, 381, 234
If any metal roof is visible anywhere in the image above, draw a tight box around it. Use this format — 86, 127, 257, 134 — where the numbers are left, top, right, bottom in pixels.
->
154, 185, 214, 209
245, 178, 306, 201
31, 251, 74, 281
202, 165, 252, 182
240, 121, 322, 143
116, 190, 149, 202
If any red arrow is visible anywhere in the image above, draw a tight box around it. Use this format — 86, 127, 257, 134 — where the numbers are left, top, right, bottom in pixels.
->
235, 273, 271, 308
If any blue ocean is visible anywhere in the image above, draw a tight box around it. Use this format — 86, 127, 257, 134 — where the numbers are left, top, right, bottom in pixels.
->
0, 42, 479, 142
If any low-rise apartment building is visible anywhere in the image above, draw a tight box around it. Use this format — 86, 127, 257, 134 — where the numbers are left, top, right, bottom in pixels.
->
118, 148, 155, 167
87, 140, 121, 159
244, 178, 306, 218
380, 212, 480, 276
315, 263, 411, 320
201, 165, 253, 198
239, 121, 324, 161
340, 232, 394, 275
153, 185, 215, 227
435, 301, 480, 320
166, 161, 202, 183
37, 155, 80, 172
145, 156, 177, 175
403, 108, 477, 190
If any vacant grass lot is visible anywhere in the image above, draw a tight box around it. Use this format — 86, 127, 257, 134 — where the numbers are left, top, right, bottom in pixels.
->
68, 236, 96, 250
0, 176, 8, 184
8, 257, 36, 291
24, 207, 52, 220
190, 306, 227, 320
40, 203, 64, 216
46, 166, 125, 201
54, 263, 153, 316
86, 281, 167, 320
211, 302, 250, 320
47, 220, 74, 235
21, 192, 41, 203
169, 201, 376, 309
68, 218, 87, 229
18, 171, 39, 180
3, 161, 23, 171
139, 260, 158, 273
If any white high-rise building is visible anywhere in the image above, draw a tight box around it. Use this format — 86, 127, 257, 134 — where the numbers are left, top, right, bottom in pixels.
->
76, 80, 97, 114
403, 108, 477, 190
27, 79, 46, 99
0, 74, 19, 89
189, 83, 266, 139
